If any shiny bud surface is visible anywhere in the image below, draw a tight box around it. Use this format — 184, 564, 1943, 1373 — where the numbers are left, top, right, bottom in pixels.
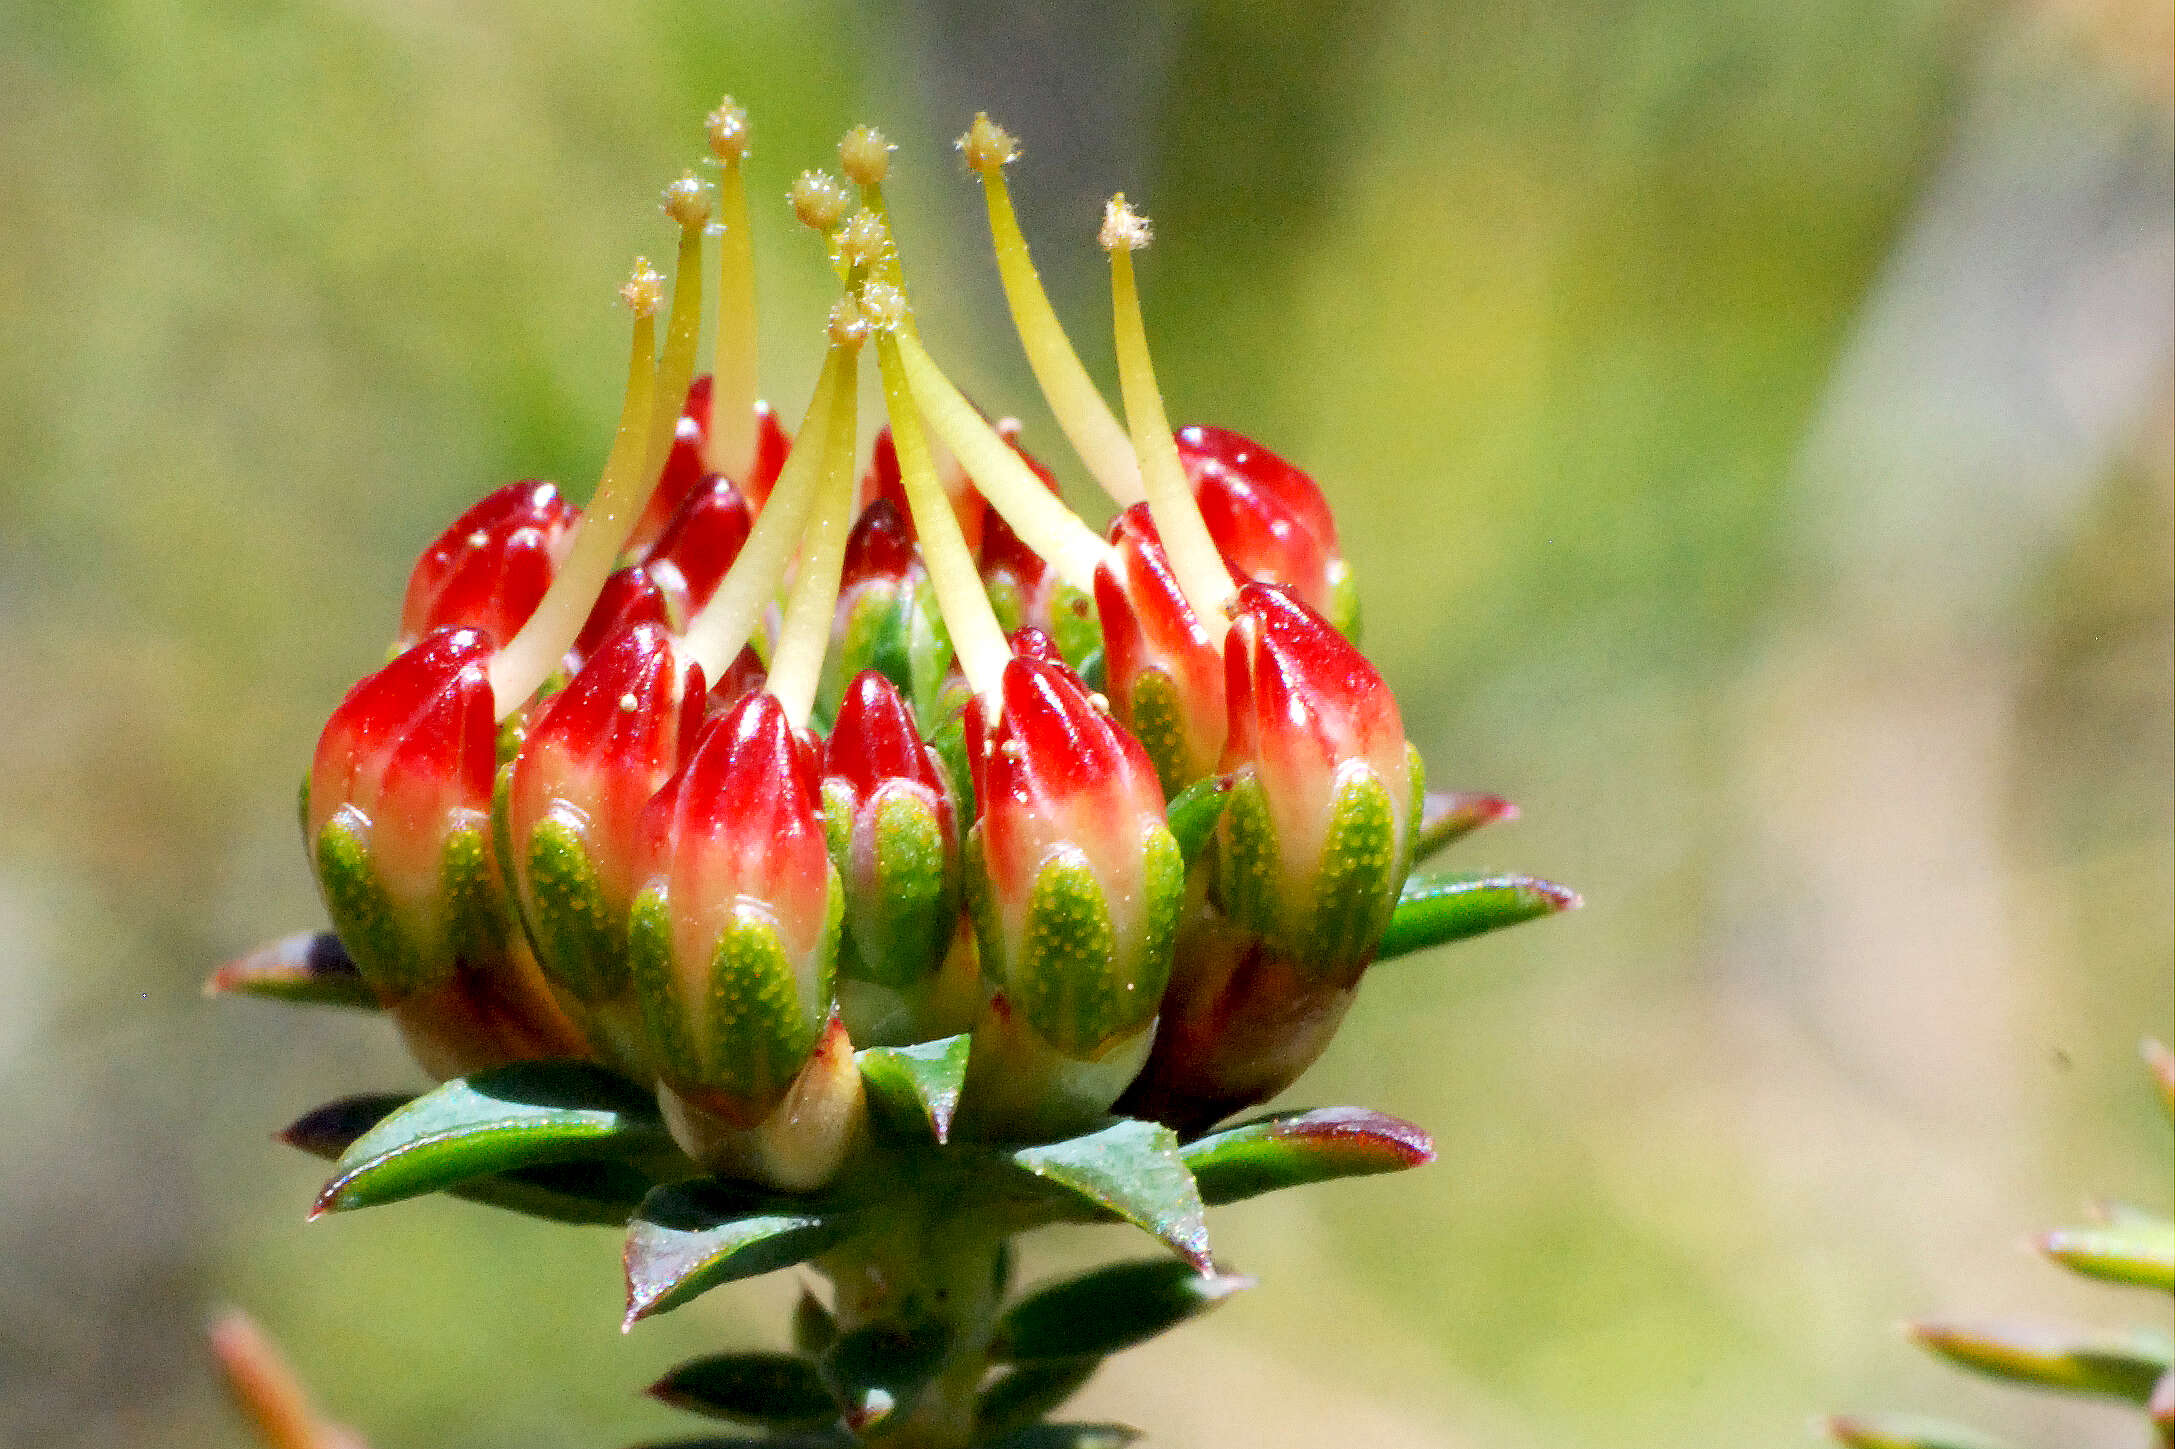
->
1094, 503, 1227, 797
1176, 424, 1358, 639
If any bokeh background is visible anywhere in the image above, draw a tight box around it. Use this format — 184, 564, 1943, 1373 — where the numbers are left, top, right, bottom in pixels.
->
1, 2, 2171, 1446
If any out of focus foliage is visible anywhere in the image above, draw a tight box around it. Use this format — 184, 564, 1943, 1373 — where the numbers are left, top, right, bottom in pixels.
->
0, 3, 2168, 1447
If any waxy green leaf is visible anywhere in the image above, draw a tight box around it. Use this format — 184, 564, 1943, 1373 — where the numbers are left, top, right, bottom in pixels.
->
282, 1093, 651, 1226
975, 1358, 1101, 1440
856, 1034, 971, 1144
206, 931, 380, 1010
1823, 1412, 2019, 1449
2041, 1220, 2177, 1292
1181, 1107, 1434, 1206
1164, 774, 1232, 867
313, 1062, 672, 1216
1411, 790, 1518, 863
648, 1352, 837, 1428
1375, 871, 1578, 962
995, 1259, 1249, 1363
818, 1319, 952, 1433
1010, 1120, 1211, 1271
1910, 1320, 2173, 1403
624, 1182, 858, 1326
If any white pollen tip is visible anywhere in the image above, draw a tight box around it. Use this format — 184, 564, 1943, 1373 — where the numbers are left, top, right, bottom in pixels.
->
705, 98, 751, 162
858, 280, 909, 334
789, 171, 851, 233
619, 258, 664, 316
955, 112, 1019, 175
835, 209, 890, 270
1099, 195, 1151, 253
839, 125, 894, 186
617, 691, 640, 713
660, 172, 712, 230
827, 297, 872, 350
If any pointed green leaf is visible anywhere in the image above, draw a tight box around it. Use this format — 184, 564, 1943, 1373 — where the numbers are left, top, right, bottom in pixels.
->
2041, 1220, 2176, 1292
1412, 791, 1518, 862
975, 1358, 1101, 1440
979, 1425, 1139, 1449
1375, 871, 1578, 962
1823, 1412, 2019, 1449
624, 1182, 858, 1326
312, 1062, 670, 1216
857, 1034, 972, 1144
818, 1319, 951, 1434
1911, 1320, 2173, 1402
1181, 1107, 1434, 1207
1164, 774, 1232, 867
1010, 1120, 1211, 1270
648, 1352, 837, 1428
996, 1259, 1249, 1363
793, 1288, 838, 1356
282, 1094, 649, 1226
206, 931, 381, 1010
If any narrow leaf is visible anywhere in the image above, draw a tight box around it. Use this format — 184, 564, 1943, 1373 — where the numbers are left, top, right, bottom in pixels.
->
313, 1061, 670, 1216
1910, 1320, 2173, 1402
1412, 790, 1517, 862
1165, 774, 1232, 866
1010, 1120, 1211, 1271
996, 1259, 1249, 1362
648, 1352, 836, 1428
1375, 872, 1578, 962
979, 1425, 1140, 1449
206, 931, 380, 1010
2041, 1220, 2176, 1292
976, 1358, 1101, 1439
283, 1094, 648, 1226
1823, 1412, 2019, 1449
625, 1182, 857, 1326
818, 1319, 951, 1433
856, 1034, 971, 1144
792, 1289, 838, 1355
1181, 1107, 1433, 1207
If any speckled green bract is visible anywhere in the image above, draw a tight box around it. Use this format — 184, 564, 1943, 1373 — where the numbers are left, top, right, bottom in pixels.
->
1301, 772, 1401, 978
821, 779, 855, 865
1325, 564, 1362, 643
1401, 742, 1426, 875
438, 826, 505, 966
1211, 772, 1280, 943
963, 823, 1001, 984
627, 887, 702, 1083
1014, 850, 1119, 1057
1124, 669, 1191, 800
1049, 583, 1102, 675
985, 576, 1026, 635
838, 590, 911, 705
1137, 824, 1185, 997
844, 791, 954, 988
927, 711, 975, 830
522, 817, 625, 1002
313, 816, 426, 999
703, 907, 827, 1103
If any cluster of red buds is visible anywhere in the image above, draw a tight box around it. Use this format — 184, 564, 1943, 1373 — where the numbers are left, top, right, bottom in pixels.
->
284, 104, 1568, 1196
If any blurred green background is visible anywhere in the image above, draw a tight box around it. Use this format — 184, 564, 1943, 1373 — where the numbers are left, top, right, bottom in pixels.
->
1, 2, 2170, 1446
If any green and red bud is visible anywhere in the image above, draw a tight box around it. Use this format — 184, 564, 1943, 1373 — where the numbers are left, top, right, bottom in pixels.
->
306, 627, 584, 1074
817, 500, 951, 727
1176, 424, 1358, 640
1095, 504, 1227, 798
1213, 582, 1419, 985
978, 422, 1101, 672
398, 482, 574, 649
964, 654, 1183, 1076
628, 691, 844, 1134
502, 621, 705, 1073
821, 671, 965, 1043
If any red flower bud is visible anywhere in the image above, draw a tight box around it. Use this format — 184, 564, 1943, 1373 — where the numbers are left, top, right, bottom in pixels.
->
1176, 424, 1357, 638
397, 482, 573, 648
646, 474, 754, 616
819, 500, 950, 726
862, 424, 987, 555
1215, 582, 1417, 982
573, 565, 675, 665
1094, 504, 1227, 797
629, 692, 842, 1120
964, 656, 1182, 1063
504, 623, 704, 1064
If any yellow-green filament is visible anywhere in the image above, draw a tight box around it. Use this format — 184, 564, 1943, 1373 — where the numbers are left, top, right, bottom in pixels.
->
895, 331, 1110, 593
489, 283, 661, 717
644, 192, 710, 493
979, 167, 1142, 505
765, 353, 863, 729
874, 331, 1009, 711
1108, 237, 1233, 637
682, 347, 852, 682
706, 159, 760, 481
